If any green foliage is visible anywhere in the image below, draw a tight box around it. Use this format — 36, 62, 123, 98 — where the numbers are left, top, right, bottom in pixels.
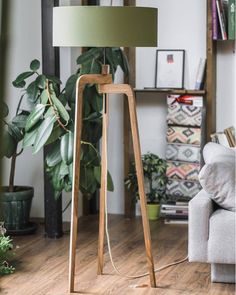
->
4, 47, 129, 198
0, 223, 15, 276
125, 153, 167, 204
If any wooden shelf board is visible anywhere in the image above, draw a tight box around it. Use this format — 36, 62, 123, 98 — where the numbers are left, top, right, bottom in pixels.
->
134, 88, 206, 95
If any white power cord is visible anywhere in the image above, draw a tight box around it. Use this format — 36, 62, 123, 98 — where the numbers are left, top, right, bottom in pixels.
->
104, 192, 188, 279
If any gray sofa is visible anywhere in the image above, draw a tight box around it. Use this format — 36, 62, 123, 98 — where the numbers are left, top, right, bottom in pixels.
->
189, 189, 235, 283
188, 142, 235, 283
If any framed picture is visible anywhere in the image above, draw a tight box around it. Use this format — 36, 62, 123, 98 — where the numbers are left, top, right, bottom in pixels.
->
155, 49, 185, 89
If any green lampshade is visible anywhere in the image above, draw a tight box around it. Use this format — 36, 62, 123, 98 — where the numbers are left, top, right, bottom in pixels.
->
53, 6, 157, 47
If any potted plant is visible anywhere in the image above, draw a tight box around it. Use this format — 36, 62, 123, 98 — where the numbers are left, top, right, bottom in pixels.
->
4, 48, 128, 209
125, 153, 167, 220
0, 97, 36, 233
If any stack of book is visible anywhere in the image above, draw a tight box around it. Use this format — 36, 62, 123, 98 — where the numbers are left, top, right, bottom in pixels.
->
211, 126, 235, 147
161, 202, 188, 224
212, 0, 235, 40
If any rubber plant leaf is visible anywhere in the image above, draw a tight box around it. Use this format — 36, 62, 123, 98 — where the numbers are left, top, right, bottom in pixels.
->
33, 115, 56, 154
25, 104, 46, 132
60, 132, 74, 165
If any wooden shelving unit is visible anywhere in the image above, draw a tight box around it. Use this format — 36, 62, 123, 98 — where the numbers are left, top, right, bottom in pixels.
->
123, 0, 216, 217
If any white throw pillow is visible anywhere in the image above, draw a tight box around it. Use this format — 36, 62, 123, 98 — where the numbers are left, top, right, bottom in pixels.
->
203, 142, 235, 164
199, 143, 236, 212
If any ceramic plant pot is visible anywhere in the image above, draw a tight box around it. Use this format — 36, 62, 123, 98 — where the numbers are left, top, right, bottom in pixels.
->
147, 203, 160, 221
0, 186, 34, 230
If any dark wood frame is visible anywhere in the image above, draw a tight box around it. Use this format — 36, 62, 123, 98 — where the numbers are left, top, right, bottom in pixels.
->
155, 49, 185, 89
41, 0, 62, 239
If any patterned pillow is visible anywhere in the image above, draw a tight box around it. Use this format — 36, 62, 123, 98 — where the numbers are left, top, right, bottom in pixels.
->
167, 126, 201, 145
167, 96, 202, 127
166, 144, 201, 163
167, 161, 200, 181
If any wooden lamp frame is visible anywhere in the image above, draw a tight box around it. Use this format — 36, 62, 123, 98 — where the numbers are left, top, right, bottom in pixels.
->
69, 66, 156, 292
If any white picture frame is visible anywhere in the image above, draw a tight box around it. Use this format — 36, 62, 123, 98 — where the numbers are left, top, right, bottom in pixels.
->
155, 50, 185, 89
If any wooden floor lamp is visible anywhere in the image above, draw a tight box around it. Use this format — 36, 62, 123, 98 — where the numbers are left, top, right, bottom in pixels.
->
53, 6, 158, 293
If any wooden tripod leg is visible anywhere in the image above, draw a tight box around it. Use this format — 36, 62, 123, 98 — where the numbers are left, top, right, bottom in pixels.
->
127, 89, 157, 288
97, 94, 109, 275
69, 83, 84, 293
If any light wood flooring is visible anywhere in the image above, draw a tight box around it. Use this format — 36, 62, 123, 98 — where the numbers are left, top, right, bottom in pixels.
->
0, 215, 235, 295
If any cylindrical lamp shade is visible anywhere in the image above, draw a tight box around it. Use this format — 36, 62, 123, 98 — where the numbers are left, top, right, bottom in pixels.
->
53, 6, 157, 47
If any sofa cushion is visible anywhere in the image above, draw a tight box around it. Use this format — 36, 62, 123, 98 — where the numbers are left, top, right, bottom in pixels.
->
203, 142, 235, 164
199, 160, 235, 211
208, 209, 235, 264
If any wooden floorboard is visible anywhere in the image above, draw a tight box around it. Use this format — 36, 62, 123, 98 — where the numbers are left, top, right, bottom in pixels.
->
0, 215, 235, 295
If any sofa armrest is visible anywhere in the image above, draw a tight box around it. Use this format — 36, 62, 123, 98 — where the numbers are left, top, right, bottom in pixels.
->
188, 189, 214, 262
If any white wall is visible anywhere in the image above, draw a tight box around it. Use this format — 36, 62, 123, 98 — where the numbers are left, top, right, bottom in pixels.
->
3, 0, 44, 218
216, 42, 236, 129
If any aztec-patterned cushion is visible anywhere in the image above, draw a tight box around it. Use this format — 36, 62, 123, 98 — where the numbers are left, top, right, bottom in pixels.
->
166, 143, 201, 163
166, 178, 202, 200
167, 126, 201, 145
166, 161, 200, 181
167, 96, 202, 127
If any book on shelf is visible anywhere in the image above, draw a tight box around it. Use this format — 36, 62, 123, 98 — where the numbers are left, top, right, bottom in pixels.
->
212, 0, 222, 39
165, 214, 188, 219
161, 204, 188, 211
210, 132, 230, 147
228, 0, 236, 40
195, 58, 206, 90
211, 126, 235, 147
224, 126, 236, 147
164, 219, 188, 225
213, 0, 235, 40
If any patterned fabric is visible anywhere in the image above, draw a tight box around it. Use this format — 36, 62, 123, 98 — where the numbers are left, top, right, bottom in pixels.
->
166, 161, 200, 181
167, 96, 202, 127
166, 178, 202, 200
167, 126, 201, 145
166, 144, 201, 163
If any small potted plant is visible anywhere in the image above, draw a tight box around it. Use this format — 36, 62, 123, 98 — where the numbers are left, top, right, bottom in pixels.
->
125, 153, 167, 220
0, 223, 14, 275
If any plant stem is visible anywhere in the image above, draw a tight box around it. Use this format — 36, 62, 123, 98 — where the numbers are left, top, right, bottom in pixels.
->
9, 151, 17, 192
46, 80, 69, 132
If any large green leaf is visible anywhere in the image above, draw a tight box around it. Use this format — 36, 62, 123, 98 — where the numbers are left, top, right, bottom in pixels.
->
45, 124, 63, 145
23, 125, 40, 148
12, 80, 26, 88
94, 166, 114, 192
113, 48, 129, 76
12, 71, 34, 87
44, 106, 54, 118
12, 111, 30, 128
1, 130, 16, 158
8, 123, 23, 141
25, 104, 46, 132
80, 166, 97, 194
36, 74, 46, 89
40, 89, 48, 104
26, 81, 40, 103
60, 132, 74, 165
76, 47, 103, 65
46, 75, 61, 85
30, 59, 40, 71
89, 59, 101, 74
65, 74, 78, 103
33, 115, 56, 154
52, 161, 69, 191
46, 142, 62, 167
51, 93, 70, 123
